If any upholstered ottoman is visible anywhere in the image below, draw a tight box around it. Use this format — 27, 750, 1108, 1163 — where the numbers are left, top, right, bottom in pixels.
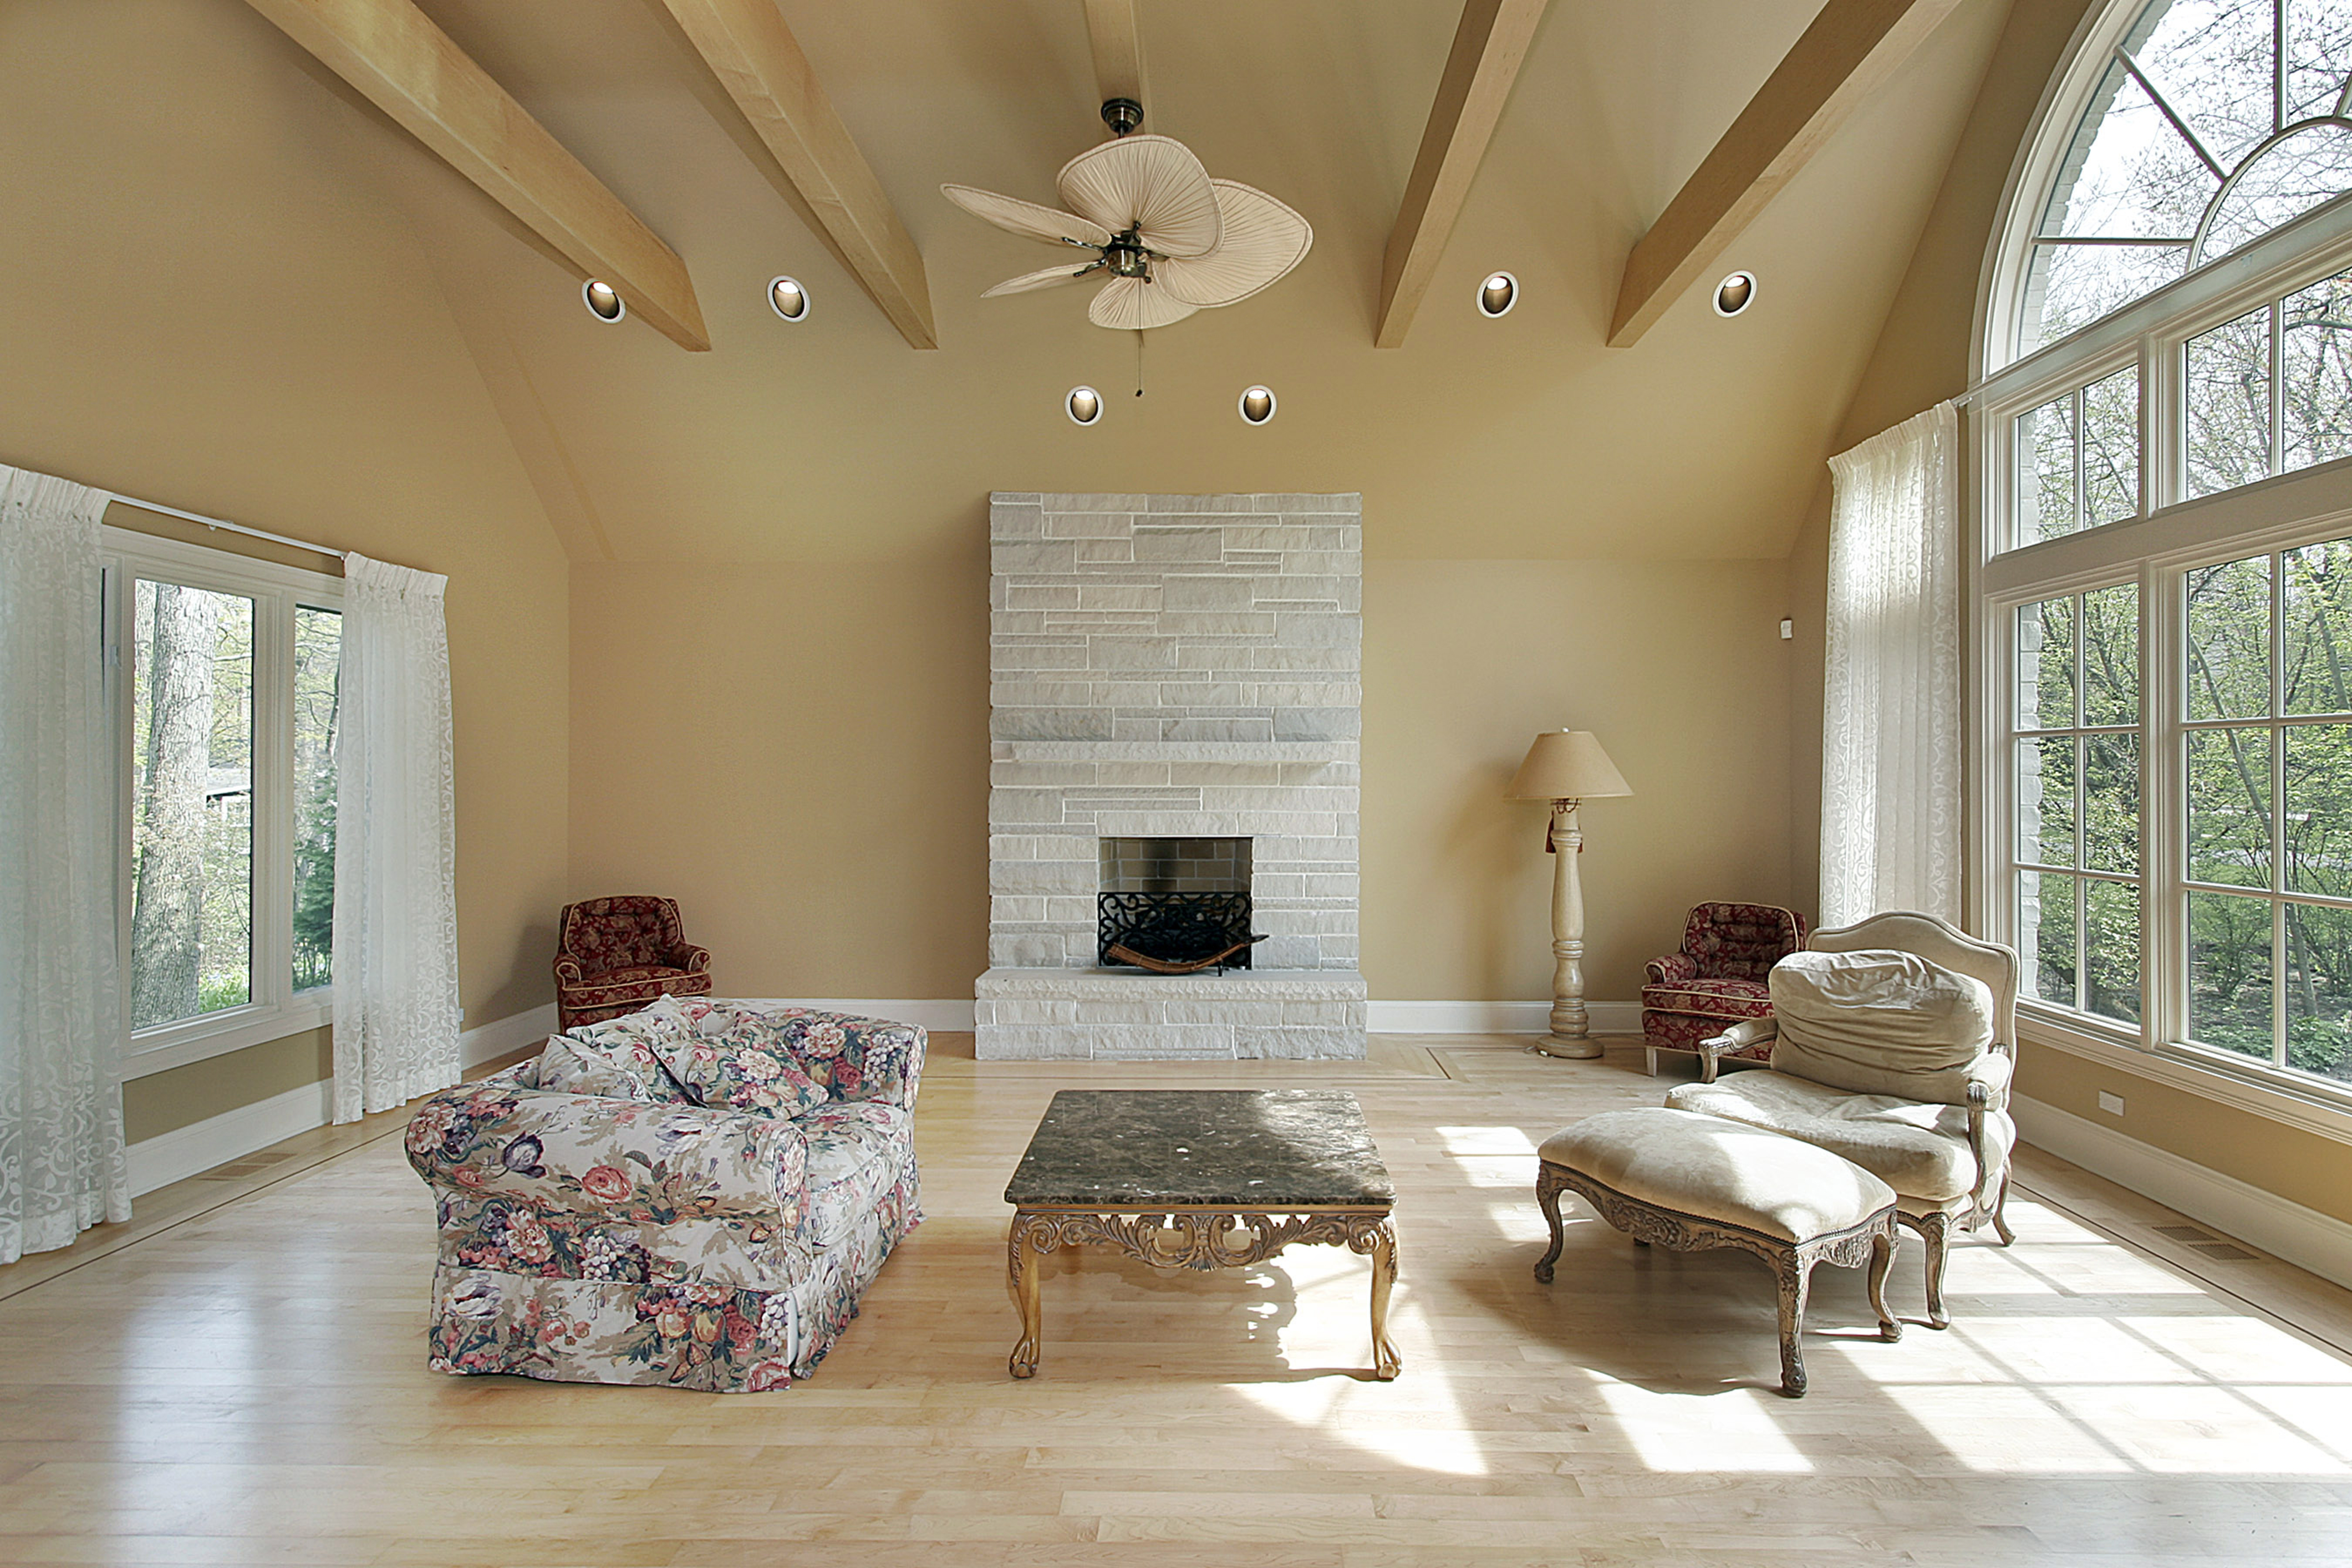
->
1534, 1108, 1901, 1396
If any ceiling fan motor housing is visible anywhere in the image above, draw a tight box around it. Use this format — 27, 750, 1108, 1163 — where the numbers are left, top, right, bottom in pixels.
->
1100, 98, 1144, 137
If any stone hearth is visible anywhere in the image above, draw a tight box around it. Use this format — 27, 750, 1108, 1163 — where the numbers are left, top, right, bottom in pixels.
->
976, 491, 1366, 1060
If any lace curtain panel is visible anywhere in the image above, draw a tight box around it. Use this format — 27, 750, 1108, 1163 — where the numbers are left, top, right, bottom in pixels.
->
0, 466, 129, 1262
333, 553, 461, 1123
1822, 403, 1963, 929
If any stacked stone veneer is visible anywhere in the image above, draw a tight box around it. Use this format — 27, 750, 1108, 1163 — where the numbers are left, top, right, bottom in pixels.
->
976, 491, 1367, 1060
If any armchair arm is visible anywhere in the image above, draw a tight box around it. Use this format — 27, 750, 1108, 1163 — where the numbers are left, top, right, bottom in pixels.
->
1697, 1018, 1778, 1083
666, 943, 712, 975
1645, 953, 1698, 986
796, 1014, 928, 1112
553, 955, 586, 986
405, 1078, 811, 1239
1963, 1052, 2018, 1215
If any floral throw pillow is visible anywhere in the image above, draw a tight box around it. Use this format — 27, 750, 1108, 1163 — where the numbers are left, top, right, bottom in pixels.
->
533, 999, 694, 1103
649, 1007, 830, 1121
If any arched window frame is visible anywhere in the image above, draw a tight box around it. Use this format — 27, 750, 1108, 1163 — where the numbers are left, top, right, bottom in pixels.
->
1969, 0, 2352, 1130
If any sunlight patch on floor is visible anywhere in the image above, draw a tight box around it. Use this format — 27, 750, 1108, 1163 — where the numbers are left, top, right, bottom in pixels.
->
1592, 1378, 1816, 1473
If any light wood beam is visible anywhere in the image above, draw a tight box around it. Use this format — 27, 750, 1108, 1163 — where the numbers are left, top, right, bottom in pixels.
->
243, 0, 710, 351
1084, 0, 1146, 115
658, 0, 938, 349
1375, 0, 1550, 349
1608, 0, 1963, 347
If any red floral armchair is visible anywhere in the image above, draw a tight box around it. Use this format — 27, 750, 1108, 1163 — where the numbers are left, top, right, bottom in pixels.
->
1641, 902, 1808, 1076
553, 896, 714, 1030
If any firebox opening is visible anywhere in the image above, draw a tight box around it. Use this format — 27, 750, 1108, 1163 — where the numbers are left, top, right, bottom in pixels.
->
1098, 837, 1253, 970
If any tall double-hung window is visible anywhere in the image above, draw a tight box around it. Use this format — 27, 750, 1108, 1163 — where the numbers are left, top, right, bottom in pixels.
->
105, 529, 342, 1076
1979, 0, 2352, 1098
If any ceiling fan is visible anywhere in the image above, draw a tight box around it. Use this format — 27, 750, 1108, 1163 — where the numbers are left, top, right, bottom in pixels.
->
941, 98, 1312, 330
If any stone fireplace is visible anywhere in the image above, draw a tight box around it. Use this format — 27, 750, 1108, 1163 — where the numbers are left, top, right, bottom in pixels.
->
975, 491, 1367, 1060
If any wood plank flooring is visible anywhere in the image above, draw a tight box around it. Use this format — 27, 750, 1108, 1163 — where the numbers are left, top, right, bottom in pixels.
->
5, 1035, 2352, 1565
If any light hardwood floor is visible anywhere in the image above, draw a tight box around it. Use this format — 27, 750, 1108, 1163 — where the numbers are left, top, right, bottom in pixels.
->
6, 1035, 2352, 1565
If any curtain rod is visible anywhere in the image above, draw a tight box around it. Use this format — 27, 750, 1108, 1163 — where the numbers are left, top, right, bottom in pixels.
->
105, 491, 349, 563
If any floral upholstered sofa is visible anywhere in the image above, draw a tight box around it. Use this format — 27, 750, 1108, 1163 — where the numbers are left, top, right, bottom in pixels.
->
404, 996, 924, 1392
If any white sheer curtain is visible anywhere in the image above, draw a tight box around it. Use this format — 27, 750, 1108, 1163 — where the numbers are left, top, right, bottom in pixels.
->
333, 553, 461, 1122
0, 466, 128, 1260
1821, 402, 1963, 929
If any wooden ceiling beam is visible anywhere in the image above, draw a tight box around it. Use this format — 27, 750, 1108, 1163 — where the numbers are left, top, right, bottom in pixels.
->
657, 0, 937, 349
1083, 0, 1146, 118
1376, 0, 1551, 349
243, 0, 710, 351
1607, 0, 1963, 348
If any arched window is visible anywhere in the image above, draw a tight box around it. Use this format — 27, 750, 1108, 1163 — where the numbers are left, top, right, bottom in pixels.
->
1974, 0, 2352, 1109
2022, 1, 2352, 354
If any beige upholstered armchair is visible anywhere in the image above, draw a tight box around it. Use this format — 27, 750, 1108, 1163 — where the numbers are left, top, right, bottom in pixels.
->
1663, 911, 2018, 1329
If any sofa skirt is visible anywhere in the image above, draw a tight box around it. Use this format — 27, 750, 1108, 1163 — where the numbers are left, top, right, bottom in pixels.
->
424, 1165, 919, 1393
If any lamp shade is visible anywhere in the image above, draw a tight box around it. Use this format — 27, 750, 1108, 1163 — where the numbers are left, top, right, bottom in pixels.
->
1505, 730, 1632, 801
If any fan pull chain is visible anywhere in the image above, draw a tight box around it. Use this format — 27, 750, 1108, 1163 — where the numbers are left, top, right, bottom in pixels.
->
1135, 329, 1146, 398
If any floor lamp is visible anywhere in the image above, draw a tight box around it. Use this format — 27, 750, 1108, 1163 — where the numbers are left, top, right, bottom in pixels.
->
1506, 731, 1633, 1060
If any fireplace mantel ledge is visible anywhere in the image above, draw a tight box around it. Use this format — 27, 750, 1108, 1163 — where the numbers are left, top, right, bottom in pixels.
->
994, 740, 1356, 764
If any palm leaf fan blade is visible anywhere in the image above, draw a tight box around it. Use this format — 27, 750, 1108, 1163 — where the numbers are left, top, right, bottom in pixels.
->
982, 264, 1099, 297
1153, 181, 1314, 308
1088, 276, 1199, 330
939, 184, 1111, 248
1057, 134, 1221, 258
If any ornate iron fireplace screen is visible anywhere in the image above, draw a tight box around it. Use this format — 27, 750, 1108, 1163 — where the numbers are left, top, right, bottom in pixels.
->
1098, 892, 1257, 971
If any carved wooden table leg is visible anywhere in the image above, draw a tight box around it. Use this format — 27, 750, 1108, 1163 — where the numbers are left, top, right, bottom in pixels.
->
1356, 1219, 1401, 1380
1007, 1211, 1048, 1378
1533, 1164, 1569, 1284
1867, 1229, 1902, 1342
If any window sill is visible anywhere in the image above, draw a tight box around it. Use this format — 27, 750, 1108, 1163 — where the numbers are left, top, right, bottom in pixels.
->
123, 995, 333, 1079
2019, 1009, 2352, 1147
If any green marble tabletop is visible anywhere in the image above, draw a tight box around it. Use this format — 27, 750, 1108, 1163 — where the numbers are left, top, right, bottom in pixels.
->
1004, 1089, 1395, 1209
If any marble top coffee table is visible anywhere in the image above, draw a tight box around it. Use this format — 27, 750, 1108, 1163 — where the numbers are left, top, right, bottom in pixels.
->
1002, 1088, 1399, 1380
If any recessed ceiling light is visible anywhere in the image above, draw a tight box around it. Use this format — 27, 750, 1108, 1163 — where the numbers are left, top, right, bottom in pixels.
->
1066, 385, 1103, 426
1238, 385, 1276, 425
582, 279, 625, 323
1713, 271, 1757, 317
1478, 271, 1518, 317
768, 275, 810, 321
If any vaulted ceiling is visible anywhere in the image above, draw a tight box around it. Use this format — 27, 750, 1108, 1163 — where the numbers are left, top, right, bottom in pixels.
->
0, 0, 2017, 562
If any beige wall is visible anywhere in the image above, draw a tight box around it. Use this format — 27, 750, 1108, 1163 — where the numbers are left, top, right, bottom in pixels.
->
1, 4, 573, 1138
567, 552, 1795, 1008
568, 557, 991, 999
1362, 559, 1795, 1001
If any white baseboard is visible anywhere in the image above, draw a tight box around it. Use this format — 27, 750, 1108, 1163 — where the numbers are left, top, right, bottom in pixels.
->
124, 1003, 561, 1197
460, 1002, 559, 1067
758, 997, 1641, 1036
2014, 1095, 2352, 1291
126, 1079, 335, 1198
1365, 999, 1641, 1035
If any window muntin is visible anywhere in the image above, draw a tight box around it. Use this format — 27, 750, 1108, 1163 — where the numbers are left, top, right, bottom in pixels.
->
108, 532, 343, 1073
2181, 536, 2352, 1080
2018, 364, 2142, 541
2024, 0, 2352, 355
2014, 586, 2146, 1025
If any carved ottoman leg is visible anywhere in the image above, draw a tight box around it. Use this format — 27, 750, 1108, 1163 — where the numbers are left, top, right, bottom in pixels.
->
1991, 1172, 2017, 1246
1534, 1164, 1569, 1284
1009, 1212, 1048, 1378
1358, 1219, 1402, 1381
1918, 1211, 1952, 1330
1867, 1228, 1902, 1342
1775, 1248, 1812, 1398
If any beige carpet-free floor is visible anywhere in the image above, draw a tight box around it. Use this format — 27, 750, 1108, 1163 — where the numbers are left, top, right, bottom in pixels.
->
3, 1035, 2351, 1565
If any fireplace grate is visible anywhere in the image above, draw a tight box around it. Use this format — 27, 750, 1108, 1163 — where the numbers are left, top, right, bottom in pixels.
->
1098, 892, 1254, 970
